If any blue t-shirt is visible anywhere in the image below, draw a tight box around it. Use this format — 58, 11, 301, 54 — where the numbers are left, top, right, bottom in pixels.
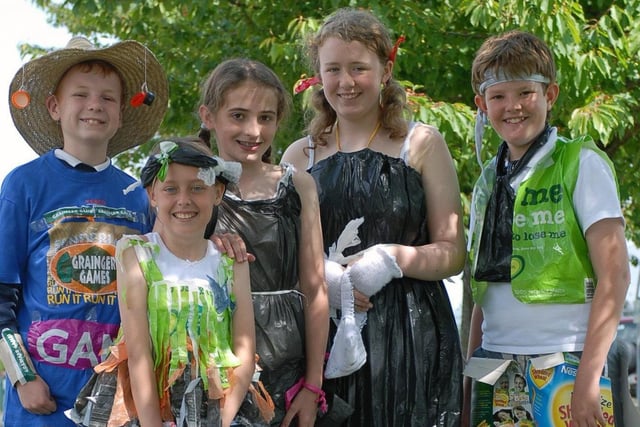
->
0, 150, 150, 427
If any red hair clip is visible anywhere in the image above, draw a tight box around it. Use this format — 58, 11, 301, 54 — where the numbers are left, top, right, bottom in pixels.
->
293, 75, 321, 95
389, 35, 406, 63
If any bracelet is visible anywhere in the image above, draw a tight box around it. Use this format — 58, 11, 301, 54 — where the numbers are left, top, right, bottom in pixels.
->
0, 328, 36, 386
302, 382, 328, 414
284, 377, 328, 414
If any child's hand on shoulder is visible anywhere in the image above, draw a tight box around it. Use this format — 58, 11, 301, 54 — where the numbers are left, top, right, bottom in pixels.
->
210, 232, 256, 263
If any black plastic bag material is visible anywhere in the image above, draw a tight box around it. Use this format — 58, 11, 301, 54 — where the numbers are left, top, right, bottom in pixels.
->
309, 150, 463, 427
66, 368, 140, 427
314, 382, 353, 427
215, 169, 312, 426
252, 292, 306, 372
215, 170, 307, 372
474, 129, 551, 283
234, 383, 272, 427
473, 173, 515, 282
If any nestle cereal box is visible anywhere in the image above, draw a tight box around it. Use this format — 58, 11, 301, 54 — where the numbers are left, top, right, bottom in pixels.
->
526, 352, 615, 426
464, 357, 535, 427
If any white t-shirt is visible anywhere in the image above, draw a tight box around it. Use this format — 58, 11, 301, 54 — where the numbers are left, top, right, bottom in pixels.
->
481, 132, 623, 354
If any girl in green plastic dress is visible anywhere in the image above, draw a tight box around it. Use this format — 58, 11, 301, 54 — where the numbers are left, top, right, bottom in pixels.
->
116, 139, 255, 426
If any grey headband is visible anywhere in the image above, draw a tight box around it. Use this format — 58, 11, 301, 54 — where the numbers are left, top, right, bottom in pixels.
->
478, 70, 550, 95
475, 70, 551, 166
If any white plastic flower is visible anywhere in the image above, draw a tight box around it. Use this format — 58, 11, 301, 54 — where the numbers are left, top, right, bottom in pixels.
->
214, 158, 242, 184
197, 167, 217, 186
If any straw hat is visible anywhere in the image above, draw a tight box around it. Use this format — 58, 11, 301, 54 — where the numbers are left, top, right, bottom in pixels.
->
8, 36, 169, 157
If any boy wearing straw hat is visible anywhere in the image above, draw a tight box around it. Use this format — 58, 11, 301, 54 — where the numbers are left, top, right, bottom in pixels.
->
0, 36, 168, 427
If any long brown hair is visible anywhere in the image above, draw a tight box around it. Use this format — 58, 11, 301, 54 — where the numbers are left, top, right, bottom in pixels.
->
198, 58, 291, 163
303, 7, 410, 147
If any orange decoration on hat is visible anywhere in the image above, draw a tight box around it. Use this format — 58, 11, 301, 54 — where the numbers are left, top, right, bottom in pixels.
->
11, 89, 30, 109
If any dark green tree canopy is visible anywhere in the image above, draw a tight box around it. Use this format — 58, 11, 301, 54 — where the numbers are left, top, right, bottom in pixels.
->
26, 0, 640, 244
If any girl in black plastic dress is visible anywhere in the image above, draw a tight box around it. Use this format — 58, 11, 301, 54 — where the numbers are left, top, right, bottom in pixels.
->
282, 8, 466, 427
198, 59, 330, 427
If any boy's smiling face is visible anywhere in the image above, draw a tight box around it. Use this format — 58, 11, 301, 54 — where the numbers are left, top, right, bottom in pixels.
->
46, 64, 123, 155
475, 80, 559, 160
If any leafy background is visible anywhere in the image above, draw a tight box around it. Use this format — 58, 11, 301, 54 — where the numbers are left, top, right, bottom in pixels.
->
24, 0, 640, 348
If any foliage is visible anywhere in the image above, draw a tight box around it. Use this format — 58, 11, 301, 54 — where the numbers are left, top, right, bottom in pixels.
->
25, 0, 640, 241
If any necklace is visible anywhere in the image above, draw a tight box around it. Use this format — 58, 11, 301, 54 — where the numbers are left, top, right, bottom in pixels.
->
335, 121, 382, 152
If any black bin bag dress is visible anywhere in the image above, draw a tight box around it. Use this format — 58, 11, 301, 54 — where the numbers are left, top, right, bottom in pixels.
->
309, 149, 463, 427
214, 165, 306, 426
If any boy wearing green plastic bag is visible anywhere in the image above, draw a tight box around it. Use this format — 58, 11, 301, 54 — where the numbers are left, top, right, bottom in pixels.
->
463, 30, 630, 426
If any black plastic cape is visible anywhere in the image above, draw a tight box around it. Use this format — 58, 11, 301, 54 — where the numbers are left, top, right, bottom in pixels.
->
215, 165, 306, 426
309, 149, 462, 427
